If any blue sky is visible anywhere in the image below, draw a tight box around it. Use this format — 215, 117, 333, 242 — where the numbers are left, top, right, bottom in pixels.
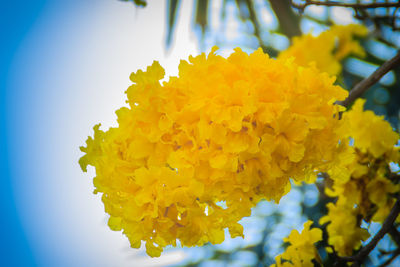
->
1, 1, 47, 265
1, 1, 197, 266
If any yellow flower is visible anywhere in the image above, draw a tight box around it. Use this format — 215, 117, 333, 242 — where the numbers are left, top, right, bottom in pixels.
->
339, 99, 399, 158
330, 24, 368, 60
325, 98, 400, 231
270, 220, 322, 267
80, 47, 348, 256
367, 176, 399, 206
279, 24, 367, 76
320, 203, 369, 256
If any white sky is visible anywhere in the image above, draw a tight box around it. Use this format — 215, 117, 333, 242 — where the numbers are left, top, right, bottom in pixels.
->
7, 1, 197, 266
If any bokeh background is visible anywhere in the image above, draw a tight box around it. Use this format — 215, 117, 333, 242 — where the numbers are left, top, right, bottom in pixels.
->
1, 0, 400, 266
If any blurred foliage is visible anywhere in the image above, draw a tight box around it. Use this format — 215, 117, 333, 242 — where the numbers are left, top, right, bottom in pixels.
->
119, 0, 400, 266
119, 0, 147, 7
166, 0, 181, 48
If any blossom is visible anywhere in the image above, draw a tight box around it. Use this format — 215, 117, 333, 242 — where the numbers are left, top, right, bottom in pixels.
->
339, 99, 399, 158
328, 99, 400, 215
320, 203, 370, 256
80, 47, 348, 256
271, 221, 322, 267
322, 98, 400, 255
279, 24, 367, 76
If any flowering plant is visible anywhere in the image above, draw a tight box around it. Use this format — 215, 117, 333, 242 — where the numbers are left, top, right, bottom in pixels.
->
80, 22, 400, 265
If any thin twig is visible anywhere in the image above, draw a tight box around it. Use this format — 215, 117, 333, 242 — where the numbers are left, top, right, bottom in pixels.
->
379, 247, 400, 267
338, 51, 400, 108
389, 227, 400, 246
244, 0, 264, 49
269, 0, 301, 38
337, 199, 400, 265
292, 0, 400, 11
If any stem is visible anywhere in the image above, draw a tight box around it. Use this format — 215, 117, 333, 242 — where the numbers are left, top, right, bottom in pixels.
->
269, 0, 301, 38
389, 227, 400, 246
379, 247, 400, 267
337, 199, 400, 265
292, 1, 400, 11
338, 51, 400, 108
244, 0, 264, 48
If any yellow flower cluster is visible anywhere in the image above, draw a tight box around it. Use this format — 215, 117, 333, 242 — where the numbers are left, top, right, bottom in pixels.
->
320, 99, 400, 256
79, 47, 348, 257
338, 99, 399, 160
279, 24, 367, 76
320, 203, 370, 256
271, 221, 322, 267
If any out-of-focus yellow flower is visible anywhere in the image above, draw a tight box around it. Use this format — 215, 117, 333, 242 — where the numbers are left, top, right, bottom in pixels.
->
339, 99, 399, 158
331, 24, 368, 60
270, 221, 322, 267
279, 24, 367, 76
320, 202, 370, 257
80, 47, 348, 257
322, 98, 400, 256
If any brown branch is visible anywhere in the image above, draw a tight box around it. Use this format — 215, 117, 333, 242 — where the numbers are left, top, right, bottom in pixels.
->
292, 0, 400, 11
336, 199, 400, 266
338, 51, 400, 108
379, 247, 400, 267
244, 0, 264, 48
389, 227, 400, 246
269, 0, 301, 38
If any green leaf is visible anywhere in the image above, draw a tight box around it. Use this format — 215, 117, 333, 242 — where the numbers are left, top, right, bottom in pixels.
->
166, 0, 181, 49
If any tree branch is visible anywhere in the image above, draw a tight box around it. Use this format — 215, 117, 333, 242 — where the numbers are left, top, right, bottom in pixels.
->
338, 51, 400, 108
291, 1, 400, 12
389, 227, 400, 246
244, 0, 265, 49
337, 199, 400, 266
269, 0, 301, 38
379, 247, 400, 267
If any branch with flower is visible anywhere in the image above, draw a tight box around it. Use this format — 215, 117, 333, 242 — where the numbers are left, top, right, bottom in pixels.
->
291, 1, 400, 10
291, 0, 400, 32
79, 14, 400, 266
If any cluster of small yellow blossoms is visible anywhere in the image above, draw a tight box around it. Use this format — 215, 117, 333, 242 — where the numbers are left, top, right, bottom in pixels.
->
271, 221, 322, 267
269, 24, 400, 264
320, 99, 400, 256
278, 24, 368, 76
79, 46, 349, 256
